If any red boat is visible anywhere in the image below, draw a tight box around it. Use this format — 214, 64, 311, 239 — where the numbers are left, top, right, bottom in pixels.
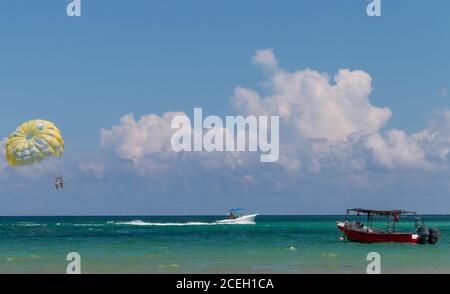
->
337, 208, 439, 244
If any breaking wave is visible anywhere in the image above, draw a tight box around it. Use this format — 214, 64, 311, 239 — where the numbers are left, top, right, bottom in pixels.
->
14, 222, 44, 227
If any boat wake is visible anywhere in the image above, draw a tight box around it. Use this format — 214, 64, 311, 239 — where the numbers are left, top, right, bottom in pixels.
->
113, 220, 217, 226
112, 219, 256, 226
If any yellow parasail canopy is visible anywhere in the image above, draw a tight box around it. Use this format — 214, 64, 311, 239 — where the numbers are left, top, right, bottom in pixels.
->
5, 120, 64, 167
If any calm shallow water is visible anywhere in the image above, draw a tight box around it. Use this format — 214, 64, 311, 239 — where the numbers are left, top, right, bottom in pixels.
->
0, 215, 449, 273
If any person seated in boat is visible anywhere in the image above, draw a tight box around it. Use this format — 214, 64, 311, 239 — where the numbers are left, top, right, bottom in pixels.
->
355, 221, 364, 229
229, 212, 237, 219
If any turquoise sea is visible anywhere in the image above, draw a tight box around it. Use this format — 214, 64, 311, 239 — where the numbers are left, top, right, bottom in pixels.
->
0, 215, 449, 274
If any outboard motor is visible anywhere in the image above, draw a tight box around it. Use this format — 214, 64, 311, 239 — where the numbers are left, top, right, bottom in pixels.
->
416, 226, 429, 244
428, 228, 440, 244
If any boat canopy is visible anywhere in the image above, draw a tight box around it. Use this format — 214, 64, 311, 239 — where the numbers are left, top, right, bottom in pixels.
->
347, 208, 416, 216
229, 208, 246, 212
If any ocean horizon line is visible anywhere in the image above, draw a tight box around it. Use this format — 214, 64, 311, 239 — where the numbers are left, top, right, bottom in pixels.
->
1, 213, 450, 217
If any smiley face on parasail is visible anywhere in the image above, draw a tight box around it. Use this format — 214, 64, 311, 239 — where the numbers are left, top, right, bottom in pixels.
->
5, 120, 64, 167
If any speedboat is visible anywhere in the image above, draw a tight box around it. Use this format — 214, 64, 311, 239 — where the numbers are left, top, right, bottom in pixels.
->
215, 209, 258, 224
337, 208, 439, 244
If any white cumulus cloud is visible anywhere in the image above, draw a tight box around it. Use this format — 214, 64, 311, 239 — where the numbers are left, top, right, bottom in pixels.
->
99, 49, 450, 181
252, 48, 279, 72
100, 112, 184, 160
234, 52, 392, 141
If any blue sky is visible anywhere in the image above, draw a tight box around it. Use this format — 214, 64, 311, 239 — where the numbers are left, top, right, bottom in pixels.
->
0, 1, 449, 215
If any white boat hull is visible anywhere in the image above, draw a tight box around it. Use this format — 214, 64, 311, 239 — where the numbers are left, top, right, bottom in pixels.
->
215, 214, 258, 224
